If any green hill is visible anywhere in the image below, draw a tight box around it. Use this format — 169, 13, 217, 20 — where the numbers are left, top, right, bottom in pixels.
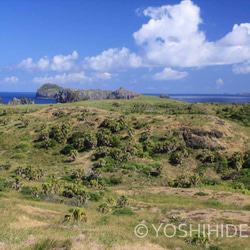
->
36, 83, 63, 99
0, 97, 249, 249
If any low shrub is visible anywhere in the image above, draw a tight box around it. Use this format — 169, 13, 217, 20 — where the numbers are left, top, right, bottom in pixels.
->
60, 144, 74, 155
107, 178, 122, 186
64, 207, 87, 222
15, 141, 30, 150
97, 202, 110, 213
11, 153, 26, 159
0, 163, 11, 171
33, 239, 72, 250
89, 193, 103, 202
195, 192, 209, 196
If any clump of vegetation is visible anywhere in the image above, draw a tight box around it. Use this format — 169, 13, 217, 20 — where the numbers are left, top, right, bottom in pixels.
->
116, 195, 129, 208
97, 202, 111, 213
15, 166, 43, 180
0, 163, 11, 171
112, 207, 135, 216
195, 191, 209, 196
33, 239, 72, 250
64, 207, 87, 222
184, 233, 210, 247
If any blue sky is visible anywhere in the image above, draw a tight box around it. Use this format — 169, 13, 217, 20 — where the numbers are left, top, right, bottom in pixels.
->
1, 0, 250, 93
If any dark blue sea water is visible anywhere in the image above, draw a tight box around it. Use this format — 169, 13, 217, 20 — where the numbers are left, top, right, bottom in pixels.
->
0, 92, 250, 105
0, 92, 56, 105
145, 94, 250, 104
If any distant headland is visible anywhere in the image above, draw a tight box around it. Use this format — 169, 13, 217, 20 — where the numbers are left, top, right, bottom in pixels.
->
236, 92, 250, 96
36, 83, 141, 103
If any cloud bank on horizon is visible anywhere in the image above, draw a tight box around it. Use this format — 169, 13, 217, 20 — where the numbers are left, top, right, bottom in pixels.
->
2, 0, 250, 90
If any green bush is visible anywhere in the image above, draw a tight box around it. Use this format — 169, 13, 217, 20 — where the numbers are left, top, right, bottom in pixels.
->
107, 177, 122, 185
0, 177, 12, 188
195, 192, 209, 196
65, 207, 87, 222
171, 174, 192, 188
133, 162, 147, 169
0, 185, 6, 192
15, 166, 43, 181
142, 166, 153, 175
0, 163, 11, 171
243, 150, 250, 169
202, 177, 222, 186
111, 136, 121, 147
97, 202, 110, 213
99, 118, 123, 133
117, 195, 129, 208
15, 141, 30, 150
123, 164, 136, 171
60, 144, 74, 155
243, 205, 250, 211
89, 193, 103, 202
11, 153, 26, 159
148, 162, 163, 173
185, 232, 210, 246
96, 129, 112, 147
208, 245, 222, 250
106, 197, 115, 205
49, 124, 65, 143
62, 183, 89, 205
33, 239, 58, 250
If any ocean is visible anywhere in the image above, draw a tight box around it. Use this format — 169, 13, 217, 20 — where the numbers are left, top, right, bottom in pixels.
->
146, 94, 250, 104
0, 92, 56, 105
0, 92, 250, 105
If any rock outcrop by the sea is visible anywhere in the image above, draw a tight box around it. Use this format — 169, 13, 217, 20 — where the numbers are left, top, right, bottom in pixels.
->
56, 87, 140, 103
36, 84, 140, 103
36, 83, 63, 99
8, 97, 34, 105
159, 94, 170, 99
0, 97, 2, 104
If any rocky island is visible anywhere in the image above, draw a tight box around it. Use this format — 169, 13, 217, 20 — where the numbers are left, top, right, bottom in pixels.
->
36, 83, 141, 103
36, 83, 63, 99
8, 97, 34, 105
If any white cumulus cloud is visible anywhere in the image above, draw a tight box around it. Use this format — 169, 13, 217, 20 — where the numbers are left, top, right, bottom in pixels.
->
18, 57, 49, 71
4, 76, 19, 83
33, 71, 89, 84
83, 47, 142, 71
18, 51, 78, 72
133, 0, 250, 68
93, 72, 114, 80
153, 68, 188, 80
233, 60, 250, 74
51, 50, 78, 71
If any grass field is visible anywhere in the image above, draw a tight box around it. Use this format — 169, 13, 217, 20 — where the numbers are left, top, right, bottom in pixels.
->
0, 96, 249, 249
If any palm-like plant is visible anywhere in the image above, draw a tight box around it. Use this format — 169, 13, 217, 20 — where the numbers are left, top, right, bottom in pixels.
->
71, 168, 85, 179
66, 207, 87, 222
97, 202, 110, 213
230, 152, 244, 172
117, 195, 129, 208
106, 197, 115, 205
70, 150, 78, 161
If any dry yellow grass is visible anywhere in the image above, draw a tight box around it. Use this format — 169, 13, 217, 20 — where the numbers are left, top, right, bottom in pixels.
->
10, 215, 49, 229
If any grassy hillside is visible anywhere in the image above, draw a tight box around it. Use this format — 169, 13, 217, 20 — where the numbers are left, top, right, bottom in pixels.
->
0, 96, 250, 249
